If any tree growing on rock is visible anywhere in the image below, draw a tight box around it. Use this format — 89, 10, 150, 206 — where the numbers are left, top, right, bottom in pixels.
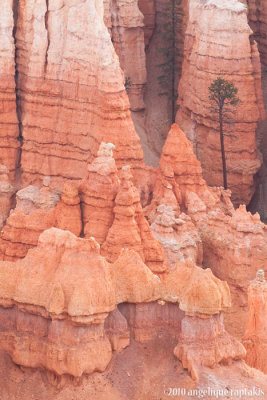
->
157, 0, 183, 123
208, 77, 240, 190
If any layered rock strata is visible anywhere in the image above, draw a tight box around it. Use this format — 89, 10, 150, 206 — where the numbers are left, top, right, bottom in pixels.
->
146, 124, 267, 337
0, 165, 15, 229
14, 0, 145, 187
243, 270, 267, 374
0, 1, 19, 180
200, 206, 267, 336
138, 0, 155, 47
104, 0, 147, 110
176, 0, 266, 205
0, 227, 244, 380
101, 166, 166, 273
174, 313, 246, 381
0, 181, 81, 261
247, 0, 267, 66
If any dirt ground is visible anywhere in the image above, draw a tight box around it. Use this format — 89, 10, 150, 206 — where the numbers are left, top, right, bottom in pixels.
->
1, 336, 266, 400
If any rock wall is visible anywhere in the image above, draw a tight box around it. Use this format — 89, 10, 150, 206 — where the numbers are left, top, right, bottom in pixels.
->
145, 124, 267, 338
138, 0, 155, 47
0, 1, 19, 180
247, 0, 267, 66
13, 0, 145, 188
104, 0, 147, 111
243, 270, 267, 374
176, 0, 266, 206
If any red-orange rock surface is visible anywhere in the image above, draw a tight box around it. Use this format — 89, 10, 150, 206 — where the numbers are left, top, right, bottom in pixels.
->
0, 225, 243, 381
0, 165, 15, 229
146, 124, 267, 338
138, 0, 155, 47
101, 166, 166, 273
104, 0, 147, 110
14, 0, 145, 188
200, 206, 267, 337
0, 228, 117, 377
176, 0, 266, 205
248, 0, 267, 66
0, 1, 19, 180
174, 313, 246, 381
0, 181, 81, 261
243, 270, 267, 374
79, 142, 120, 244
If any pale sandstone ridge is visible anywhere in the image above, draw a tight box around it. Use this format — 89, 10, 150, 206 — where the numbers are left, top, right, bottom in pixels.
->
14, 0, 145, 188
243, 270, 267, 374
0, 1, 19, 179
0, 226, 244, 381
247, 0, 267, 66
176, 0, 266, 205
104, 0, 147, 110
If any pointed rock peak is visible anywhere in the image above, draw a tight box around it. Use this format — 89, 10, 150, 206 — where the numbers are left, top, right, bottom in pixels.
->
160, 124, 204, 180
120, 165, 134, 186
116, 165, 139, 205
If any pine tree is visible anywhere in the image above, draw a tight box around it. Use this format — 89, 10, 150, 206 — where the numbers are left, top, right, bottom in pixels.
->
157, 0, 183, 123
208, 77, 240, 190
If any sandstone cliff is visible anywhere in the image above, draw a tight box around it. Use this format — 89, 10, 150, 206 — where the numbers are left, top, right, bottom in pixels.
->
104, 0, 147, 111
243, 270, 267, 374
13, 0, 145, 188
247, 0, 267, 66
176, 0, 266, 205
0, 1, 19, 180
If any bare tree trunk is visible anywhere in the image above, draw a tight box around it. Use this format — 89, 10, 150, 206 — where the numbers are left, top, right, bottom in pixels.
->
219, 107, 227, 189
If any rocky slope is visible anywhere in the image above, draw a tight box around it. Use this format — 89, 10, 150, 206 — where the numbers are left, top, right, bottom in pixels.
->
0, 0, 266, 397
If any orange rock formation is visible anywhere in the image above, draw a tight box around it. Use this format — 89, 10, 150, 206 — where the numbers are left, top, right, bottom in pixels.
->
146, 124, 267, 338
0, 181, 81, 261
243, 270, 267, 374
104, 0, 147, 110
0, 165, 15, 229
14, 0, 145, 188
248, 0, 267, 66
0, 227, 244, 381
176, 0, 266, 205
0, 1, 19, 180
138, 0, 155, 47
